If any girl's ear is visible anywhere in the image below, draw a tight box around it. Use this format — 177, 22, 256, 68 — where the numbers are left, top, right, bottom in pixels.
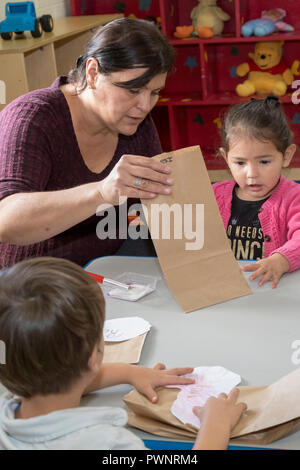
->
282, 144, 296, 168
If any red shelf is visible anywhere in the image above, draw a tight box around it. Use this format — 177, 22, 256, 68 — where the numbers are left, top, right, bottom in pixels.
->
70, 0, 300, 179
169, 30, 300, 46
157, 91, 297, 107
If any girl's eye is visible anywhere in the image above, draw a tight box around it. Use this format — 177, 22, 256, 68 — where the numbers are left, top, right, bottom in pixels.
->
128, 89, 140, 95
235, 161, 245, 166
151, 91, 161, 97
261, 160, 271, 165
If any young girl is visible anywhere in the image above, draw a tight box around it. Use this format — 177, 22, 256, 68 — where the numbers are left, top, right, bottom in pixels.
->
213, 95, 300, 288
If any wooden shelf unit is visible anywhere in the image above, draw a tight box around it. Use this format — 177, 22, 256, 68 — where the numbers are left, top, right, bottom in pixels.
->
0, 14, 122, 112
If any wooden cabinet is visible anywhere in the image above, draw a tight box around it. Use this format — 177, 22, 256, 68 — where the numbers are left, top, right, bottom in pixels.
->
70, 0, 300, 181
0, 14, 122, 112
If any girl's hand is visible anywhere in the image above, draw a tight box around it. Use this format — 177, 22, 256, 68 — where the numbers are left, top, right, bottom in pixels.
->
97, 154, 173, 205
241, 253, 290, 289
129, 363, 195, 403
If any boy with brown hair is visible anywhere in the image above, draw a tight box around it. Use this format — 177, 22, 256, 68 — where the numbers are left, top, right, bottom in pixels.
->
0, 257, 245, 450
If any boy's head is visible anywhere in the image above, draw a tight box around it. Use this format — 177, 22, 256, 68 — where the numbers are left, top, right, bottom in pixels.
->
0, 257, 105, 398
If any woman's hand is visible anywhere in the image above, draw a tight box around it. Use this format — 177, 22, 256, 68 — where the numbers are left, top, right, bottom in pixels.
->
129, 363, 194, 403
192, 388, 247, 450
241, 253, 290, 289
97, 154, 173, 205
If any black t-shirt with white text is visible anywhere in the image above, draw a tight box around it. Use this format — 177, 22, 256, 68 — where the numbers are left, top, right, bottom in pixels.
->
227, 189, 269, 260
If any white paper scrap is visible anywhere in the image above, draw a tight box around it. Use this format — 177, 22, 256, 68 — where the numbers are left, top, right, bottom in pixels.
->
103, 316, 151, 342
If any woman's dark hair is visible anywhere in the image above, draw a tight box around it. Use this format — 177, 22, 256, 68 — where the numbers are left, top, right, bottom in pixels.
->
221, 95, 293, 154
68, 17, 175, 93
0, 257, 105, 398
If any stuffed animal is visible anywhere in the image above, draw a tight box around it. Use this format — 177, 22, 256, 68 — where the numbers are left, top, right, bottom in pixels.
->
191, 0, 231, 37
242, 8, 294, 37
174, 0, 230, 39
236, 41, 295, 97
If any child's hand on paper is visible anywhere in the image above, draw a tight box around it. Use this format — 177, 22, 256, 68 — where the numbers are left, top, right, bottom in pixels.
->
192, 388, 247, 450
241, 253, 290, 289
130, 363, 195, 404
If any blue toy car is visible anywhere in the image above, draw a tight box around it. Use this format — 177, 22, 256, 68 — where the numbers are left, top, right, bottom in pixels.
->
0, 2, 54, 40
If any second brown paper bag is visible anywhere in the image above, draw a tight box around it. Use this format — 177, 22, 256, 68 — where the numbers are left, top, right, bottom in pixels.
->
141, 146, 252, 312
124, 368, 300, 446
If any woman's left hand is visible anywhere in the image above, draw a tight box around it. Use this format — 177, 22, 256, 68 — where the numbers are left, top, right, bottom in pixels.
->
241, 253, 290, 288
129, 363, 194, 403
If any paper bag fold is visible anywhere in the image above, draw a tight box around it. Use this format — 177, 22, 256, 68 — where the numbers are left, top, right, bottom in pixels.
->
103, 333, 147, 364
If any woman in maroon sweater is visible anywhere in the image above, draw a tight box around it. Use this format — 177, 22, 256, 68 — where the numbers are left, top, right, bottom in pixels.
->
0, 18, 174, 267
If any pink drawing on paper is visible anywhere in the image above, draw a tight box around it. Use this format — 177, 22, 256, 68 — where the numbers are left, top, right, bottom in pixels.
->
167, 366, 241, 429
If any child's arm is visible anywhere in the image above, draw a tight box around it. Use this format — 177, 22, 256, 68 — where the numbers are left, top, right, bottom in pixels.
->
244, 191, 300, 288
192, 388, 247, 450
241, 252, 290, 289
83, 363, 194, 402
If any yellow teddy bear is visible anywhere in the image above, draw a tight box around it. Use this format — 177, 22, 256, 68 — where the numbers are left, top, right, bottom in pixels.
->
236, 41, 294, 97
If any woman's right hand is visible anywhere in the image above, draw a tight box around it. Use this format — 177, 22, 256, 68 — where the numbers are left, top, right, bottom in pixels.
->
97, 154, 174, 205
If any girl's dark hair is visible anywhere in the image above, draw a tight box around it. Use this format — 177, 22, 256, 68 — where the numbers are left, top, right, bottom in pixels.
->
221, 95, 293, 154
0, 257, 105, 398
68, 17, 175, 93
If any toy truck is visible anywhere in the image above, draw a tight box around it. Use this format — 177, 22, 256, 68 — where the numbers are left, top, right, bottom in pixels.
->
0, 2, 54, 40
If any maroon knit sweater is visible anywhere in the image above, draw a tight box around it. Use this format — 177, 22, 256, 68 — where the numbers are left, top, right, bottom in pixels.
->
0, 76, 162, 267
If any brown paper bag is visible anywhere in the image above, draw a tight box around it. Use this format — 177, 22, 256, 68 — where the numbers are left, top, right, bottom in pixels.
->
103, 333, 147, 364
123, 368, 300, 445
141, 146, 252, 313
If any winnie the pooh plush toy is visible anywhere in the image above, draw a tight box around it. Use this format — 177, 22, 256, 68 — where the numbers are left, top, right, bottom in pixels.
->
236, 41, 294, 97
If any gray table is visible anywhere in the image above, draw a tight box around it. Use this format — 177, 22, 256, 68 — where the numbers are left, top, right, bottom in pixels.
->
81, 255, 300, 450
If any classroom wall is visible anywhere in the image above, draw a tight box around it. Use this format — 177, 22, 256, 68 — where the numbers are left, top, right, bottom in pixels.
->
0, 0, 71, 21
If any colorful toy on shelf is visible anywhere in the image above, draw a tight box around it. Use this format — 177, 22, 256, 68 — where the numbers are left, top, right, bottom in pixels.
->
0, 2, 54, 40
236, 41, 295, 97
174, 25, 194, 39
241, 8, 294, 37
174, 0, 230, 39
191, 0, 231, 37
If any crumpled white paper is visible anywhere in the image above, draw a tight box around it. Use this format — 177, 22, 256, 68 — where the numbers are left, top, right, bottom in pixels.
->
103, 316, 151, 342
167, 366, 241, 429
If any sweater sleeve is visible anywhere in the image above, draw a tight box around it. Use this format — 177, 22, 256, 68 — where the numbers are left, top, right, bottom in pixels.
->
0, 101, 52, 201
212, 181, 230, 229
271, 187, 300, 272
